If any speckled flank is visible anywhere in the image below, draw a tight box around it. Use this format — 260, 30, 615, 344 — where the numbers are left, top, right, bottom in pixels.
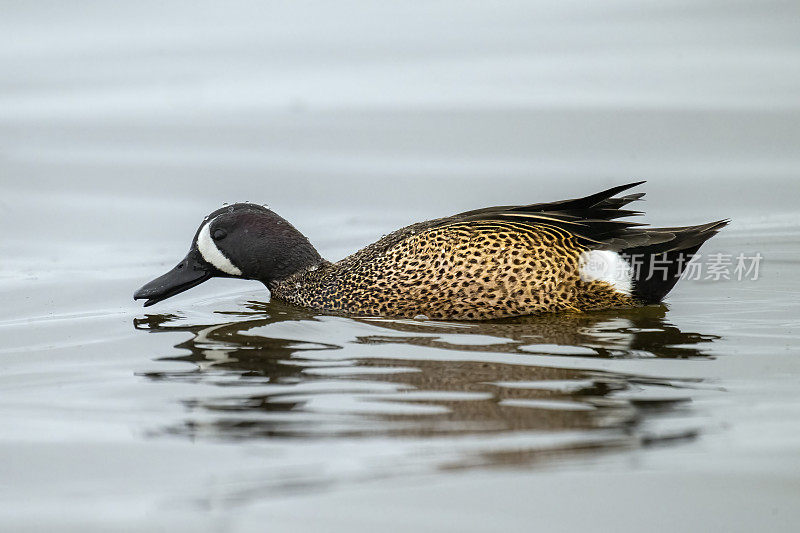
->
270, 220, 634, 320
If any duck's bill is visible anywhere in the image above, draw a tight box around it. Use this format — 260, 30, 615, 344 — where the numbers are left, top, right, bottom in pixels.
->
134, 253, 212, 307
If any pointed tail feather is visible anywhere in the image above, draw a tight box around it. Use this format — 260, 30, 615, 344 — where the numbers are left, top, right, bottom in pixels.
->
624, 220, 729, 303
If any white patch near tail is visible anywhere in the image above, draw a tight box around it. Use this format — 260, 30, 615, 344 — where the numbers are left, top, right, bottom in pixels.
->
197, 221, 242, 275
579, 250, 633, 296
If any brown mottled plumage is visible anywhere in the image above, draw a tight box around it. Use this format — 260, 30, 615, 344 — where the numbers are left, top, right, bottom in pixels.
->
270, 221, 633, 319
135, 182, 728, 319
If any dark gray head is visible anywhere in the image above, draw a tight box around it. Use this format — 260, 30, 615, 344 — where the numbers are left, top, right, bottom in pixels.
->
134, 203, 322, 306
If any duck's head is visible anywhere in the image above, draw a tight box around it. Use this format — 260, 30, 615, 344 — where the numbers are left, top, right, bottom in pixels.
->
134, 203, 322, 307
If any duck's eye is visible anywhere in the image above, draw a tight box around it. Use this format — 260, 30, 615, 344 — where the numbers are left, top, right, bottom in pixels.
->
212, 228, 227, 241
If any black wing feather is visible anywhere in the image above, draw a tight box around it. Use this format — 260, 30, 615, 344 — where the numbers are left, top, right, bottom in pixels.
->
449, 181, 649, 248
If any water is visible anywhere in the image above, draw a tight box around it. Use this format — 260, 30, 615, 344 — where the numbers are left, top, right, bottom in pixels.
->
2, 1, 800, 531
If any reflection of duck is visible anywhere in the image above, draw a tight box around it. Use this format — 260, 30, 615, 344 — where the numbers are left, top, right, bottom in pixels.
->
134, 183, 727, 319
134, 301, 719, 451
135, 303, 335, 384
353, 304, 718, 359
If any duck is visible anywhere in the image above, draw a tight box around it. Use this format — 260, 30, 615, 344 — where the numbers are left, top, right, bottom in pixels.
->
134, 182, 727, 320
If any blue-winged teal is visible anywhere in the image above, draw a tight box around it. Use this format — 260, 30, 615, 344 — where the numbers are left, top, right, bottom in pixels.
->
134, 182, 727, 320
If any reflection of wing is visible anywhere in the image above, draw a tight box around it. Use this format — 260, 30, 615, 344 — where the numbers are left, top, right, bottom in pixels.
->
354, 304, 718, 359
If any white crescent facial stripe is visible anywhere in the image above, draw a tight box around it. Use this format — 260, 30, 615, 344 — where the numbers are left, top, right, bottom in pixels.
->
197, 221, 242, 276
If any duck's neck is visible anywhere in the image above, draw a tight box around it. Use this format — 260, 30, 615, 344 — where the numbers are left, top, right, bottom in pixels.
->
233, 211, 326, 284
263, 240, 325, 284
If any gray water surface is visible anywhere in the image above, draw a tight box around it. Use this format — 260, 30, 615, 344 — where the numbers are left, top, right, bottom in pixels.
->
2, 1, 800, 531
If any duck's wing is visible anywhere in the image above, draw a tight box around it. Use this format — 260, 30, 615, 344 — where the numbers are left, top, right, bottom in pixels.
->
446, 181, 725, 251
447, 181, 650, 249
368, 181, 720, 255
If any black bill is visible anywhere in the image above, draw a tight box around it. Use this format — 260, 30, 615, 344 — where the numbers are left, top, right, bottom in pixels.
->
134, 251, 212, 307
